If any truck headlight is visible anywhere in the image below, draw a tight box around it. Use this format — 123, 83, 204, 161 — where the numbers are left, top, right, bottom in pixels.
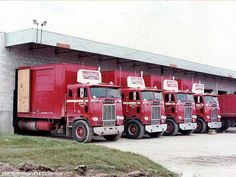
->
192, 115, 197, 119
178, 116, 183, 120
116, 116, 124, 120
92, 117, 98, 121
161, 115, 166, 119
207, 116, 210, 119
144, 117, 149, 120
217, 115, 221, 119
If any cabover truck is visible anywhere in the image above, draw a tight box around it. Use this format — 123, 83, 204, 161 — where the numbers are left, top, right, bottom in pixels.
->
218, 94, 236, 131
191, 83, 221, 133
176, 79, 221, 133
144, 75, 197, 136
102, 70, 167, 139
14, 63, 124, 143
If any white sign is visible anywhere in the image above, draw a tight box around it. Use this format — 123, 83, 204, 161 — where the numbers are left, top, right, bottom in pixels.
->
163, 80, 178, 91
77, 69, 101, 84
127, 76, 145, 89
192, 83, 204, 94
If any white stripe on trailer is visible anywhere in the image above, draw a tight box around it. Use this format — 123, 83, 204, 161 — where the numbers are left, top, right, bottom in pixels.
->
66, 100, 88, 103
123, 101, 141, 104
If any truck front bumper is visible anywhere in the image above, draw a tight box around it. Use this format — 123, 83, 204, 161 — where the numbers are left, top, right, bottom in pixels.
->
207, 122, 222, 129
145, 124, 167, 133
179, 123, 197, 130
93, 125, 124, 136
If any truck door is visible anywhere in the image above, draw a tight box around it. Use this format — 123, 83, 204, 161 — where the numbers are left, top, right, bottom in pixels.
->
76, 87, 88, 114
195, 96, 203, 115
127, 91, 140, 116
164, 93, 175, 115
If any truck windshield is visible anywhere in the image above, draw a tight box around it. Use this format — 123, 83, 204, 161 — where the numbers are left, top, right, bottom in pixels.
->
186, 94, 195, 102
107, 88, 121, 98
213, 96, 219, 104
154, 92, 163, 100
90, 87, 121, 98
141, 91, 163, 100
176, 93, 194, 102
141, 91, 154, 100
205, 96, 219, 104
205, 96, 213, 103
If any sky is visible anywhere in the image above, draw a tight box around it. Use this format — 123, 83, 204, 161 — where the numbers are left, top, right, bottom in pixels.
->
0, 1, 236, 71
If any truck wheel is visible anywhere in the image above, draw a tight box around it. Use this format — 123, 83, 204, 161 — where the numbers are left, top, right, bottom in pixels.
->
103, 134, 122, 141
194, 118, 206, 133
148, 131, 164, 138
180, 129, 194, 135
72, 120, 93, 143
219, 119, 231, 132
125, 120, 144, 139
164, 119, 178, 136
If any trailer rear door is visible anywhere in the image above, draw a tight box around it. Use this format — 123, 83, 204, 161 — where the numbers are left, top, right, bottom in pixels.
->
17, 69, 30, 113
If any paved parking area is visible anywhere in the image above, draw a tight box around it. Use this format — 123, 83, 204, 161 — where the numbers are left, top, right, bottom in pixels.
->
95, 128, 236, 177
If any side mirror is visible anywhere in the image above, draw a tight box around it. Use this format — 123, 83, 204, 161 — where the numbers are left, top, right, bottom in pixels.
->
133, 92, 137, 101
168, 94, 171, 102
80, 88, 84, 98
197, 96, 200, 104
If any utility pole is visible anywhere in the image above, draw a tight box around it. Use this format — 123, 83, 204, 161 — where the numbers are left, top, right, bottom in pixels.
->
33, 20, 39, 43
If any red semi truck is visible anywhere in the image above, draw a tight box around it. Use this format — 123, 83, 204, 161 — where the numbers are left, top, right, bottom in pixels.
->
177, 79, 222, 133
191, 83, 222, 133
144, 75, 197, 136
219, 94, 236, 131
102, 71, 167, 139
14, 63, 124, 143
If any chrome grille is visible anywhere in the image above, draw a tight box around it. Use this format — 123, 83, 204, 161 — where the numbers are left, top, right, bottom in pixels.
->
102, 104, 116, 127
184, 106, 192, 123
211, 107, 218, 122
151, 106, 161, 124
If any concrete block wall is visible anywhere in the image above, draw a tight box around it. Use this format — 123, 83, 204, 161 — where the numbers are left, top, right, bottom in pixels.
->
1, 32, 236, 133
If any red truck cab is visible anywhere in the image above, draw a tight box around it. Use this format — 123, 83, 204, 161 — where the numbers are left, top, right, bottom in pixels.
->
102, 71, 167, 139
162, 89, 197, 135
192, 83, 222, 133
16, 64, 124, 143
144, 75, 197, 136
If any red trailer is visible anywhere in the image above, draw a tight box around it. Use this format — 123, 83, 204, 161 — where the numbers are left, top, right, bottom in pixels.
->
102, 70, 167, 139
177, 80, 222, 133
219, 94, 236, 131
15, 63, 124, 143
144, 75, 197, 136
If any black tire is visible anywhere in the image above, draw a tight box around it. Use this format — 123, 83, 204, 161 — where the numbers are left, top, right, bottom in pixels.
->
125, 120, 144, 139
103, 134, 122, 141
219, 119, 231, 132
180, 129, 194, 135
72, 120, 93, 143
164, 119, 178, 136
194, 118, 206, 133
148, 131, 164, 138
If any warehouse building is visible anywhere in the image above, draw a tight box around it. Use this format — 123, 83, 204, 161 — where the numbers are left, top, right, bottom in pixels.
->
1, 28, 236, 133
